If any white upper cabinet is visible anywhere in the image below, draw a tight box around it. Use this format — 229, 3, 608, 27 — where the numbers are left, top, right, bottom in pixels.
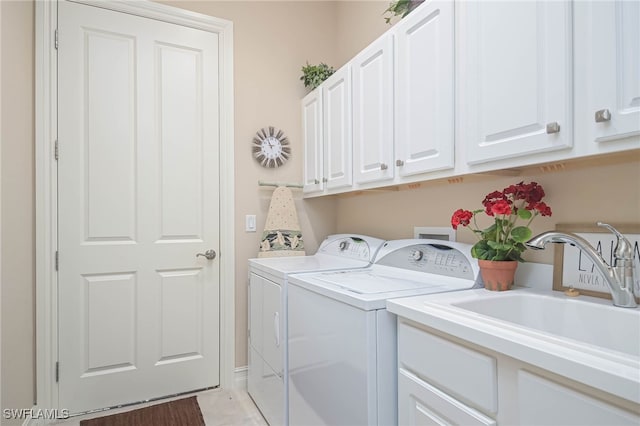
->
574, 1, 640, 152
302, 89, 324, 194
458, 0, 573, 165
323, 66, 353, 189
395, 0, 454, 177
352, 33, 395, 184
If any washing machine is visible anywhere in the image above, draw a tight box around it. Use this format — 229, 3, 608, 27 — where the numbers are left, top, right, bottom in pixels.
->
286, 239, 481, 426
247, 234, 386, 426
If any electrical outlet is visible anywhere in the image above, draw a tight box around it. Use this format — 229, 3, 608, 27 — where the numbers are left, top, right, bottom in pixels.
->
246, 215, 256, 232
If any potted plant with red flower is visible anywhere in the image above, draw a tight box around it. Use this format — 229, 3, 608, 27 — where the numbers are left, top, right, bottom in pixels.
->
451, 181, 553, 291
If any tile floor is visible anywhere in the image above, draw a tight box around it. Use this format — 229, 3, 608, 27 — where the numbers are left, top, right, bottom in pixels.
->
51, 389, 268, 426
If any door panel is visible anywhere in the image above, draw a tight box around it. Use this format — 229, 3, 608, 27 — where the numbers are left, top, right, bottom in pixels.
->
353, 34, 394, 184
460, 0, 572, 164
84, 273, 136, 374
58, 1, 220, 413
323, 67, 353, 189
395, 1, 454, 177
302, 90, 324, 193
589, 1, 640, 143
84, 30, 136, 242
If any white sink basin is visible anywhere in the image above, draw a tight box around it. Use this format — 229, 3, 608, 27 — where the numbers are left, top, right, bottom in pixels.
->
452, 292, 640, 357
387, 288, 640, 403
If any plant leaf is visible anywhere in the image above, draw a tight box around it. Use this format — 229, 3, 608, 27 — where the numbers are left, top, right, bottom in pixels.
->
517, 209, 532, 220
511, 226, 533, 243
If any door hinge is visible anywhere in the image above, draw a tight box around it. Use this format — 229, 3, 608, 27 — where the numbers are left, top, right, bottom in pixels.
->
55, 361, 59, 382
54, 139, 59, 161
55, 251, 59, 271
55, 29, 59, 50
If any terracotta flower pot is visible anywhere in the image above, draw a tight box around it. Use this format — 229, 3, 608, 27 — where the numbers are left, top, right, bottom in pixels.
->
478, 260, 518, 291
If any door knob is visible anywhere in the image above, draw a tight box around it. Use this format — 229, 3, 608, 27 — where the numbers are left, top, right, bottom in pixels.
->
196, 249, 217, 260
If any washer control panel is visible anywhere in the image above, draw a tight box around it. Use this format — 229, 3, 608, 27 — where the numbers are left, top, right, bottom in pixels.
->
376, 242, 475, 280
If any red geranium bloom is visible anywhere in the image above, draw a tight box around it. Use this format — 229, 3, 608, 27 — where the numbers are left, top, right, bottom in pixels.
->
491, 199, 512, 216
533, 202, 552, 216
451, 209, 473, 230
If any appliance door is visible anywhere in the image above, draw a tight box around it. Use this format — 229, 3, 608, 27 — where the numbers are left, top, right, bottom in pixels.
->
288, 283, 377, 426
248, 273, 284, 425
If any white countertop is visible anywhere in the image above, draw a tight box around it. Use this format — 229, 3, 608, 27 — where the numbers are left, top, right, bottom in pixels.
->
387, 287, 640, 404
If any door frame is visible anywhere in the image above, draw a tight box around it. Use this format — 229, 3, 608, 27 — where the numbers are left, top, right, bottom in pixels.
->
35, 0, 235, 412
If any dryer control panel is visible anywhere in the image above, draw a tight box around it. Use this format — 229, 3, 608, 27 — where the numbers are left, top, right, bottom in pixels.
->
317, 234, 385, 262
376, 240, 476, 280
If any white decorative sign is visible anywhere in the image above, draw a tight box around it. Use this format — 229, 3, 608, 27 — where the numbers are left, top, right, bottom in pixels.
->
558, 230, 640, 295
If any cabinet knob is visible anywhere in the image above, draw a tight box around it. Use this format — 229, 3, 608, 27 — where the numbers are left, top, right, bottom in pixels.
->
314, 179, 319, 185
322, 177, 328, 183
595, 109, 612, 123
380, 163, 388, 171
396, 159, 404, 167
546, 122, 561, 134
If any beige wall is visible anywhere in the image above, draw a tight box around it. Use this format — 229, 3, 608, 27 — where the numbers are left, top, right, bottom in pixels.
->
334, 0, 391, 67
1, 0, 36, 419
336, 159, 640, 265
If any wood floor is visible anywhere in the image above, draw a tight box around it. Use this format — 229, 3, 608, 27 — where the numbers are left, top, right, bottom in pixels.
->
51, 389, 268, 426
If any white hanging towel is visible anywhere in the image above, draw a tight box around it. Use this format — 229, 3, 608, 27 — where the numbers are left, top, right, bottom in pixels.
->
258, 186, 305, 258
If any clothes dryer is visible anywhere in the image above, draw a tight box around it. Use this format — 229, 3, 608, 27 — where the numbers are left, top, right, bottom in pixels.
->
248, 234, 385, 426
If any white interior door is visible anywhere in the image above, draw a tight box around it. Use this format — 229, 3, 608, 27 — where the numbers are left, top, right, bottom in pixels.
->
58, 1, 220, 413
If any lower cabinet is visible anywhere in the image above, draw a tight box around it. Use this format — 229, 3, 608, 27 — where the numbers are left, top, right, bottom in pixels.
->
397, 319, 640, 426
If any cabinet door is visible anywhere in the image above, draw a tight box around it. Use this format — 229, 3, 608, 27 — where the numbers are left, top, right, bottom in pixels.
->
518, 371, 640, 425
323, 66, 353, 189
395, 0, 454, 177
459, 1, 572, 165
352, 34, 394, 184
578, 1, 640, 148
398, 369, 496, 426
302, 89, 324, 194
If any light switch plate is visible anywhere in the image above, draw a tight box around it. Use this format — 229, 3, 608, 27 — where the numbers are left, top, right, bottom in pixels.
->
246, 215, 256, 232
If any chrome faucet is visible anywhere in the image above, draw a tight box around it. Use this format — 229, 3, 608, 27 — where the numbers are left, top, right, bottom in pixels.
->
526, 222, 638, 308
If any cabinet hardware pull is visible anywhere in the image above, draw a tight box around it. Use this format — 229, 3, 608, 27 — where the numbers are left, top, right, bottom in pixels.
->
314, 179, 319, 184
380, 163, 388, 170
396, 160, 404, 167
274, 312, 280, 347
546, 122, 560, 134
595, 109, 611, 123
322, 177, 328, 183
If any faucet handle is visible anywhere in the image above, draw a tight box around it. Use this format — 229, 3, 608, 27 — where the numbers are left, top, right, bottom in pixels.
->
597, 222, 633, 260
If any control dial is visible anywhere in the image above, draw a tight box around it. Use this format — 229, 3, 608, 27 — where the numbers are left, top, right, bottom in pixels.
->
411, 250, 424, 261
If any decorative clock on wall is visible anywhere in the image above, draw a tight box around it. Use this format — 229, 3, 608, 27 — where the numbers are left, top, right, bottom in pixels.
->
252, 126, 291, 168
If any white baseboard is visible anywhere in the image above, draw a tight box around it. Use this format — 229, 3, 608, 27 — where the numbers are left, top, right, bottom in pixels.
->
234, 366, 248, 390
